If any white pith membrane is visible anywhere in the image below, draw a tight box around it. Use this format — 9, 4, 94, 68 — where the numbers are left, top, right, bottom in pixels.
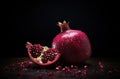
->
30, 46, 58, 64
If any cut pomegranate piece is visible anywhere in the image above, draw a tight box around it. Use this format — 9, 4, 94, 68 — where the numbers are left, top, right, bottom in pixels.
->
26, 42, 61, 66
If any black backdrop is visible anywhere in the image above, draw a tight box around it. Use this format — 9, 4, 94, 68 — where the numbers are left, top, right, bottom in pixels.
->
2, 0, 119, 58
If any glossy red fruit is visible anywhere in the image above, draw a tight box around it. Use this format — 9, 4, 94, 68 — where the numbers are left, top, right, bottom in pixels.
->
26, 42, 61, 66
52, 21, 92, 64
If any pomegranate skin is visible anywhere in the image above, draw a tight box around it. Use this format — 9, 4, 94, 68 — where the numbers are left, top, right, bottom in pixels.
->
52, 22, 92, 64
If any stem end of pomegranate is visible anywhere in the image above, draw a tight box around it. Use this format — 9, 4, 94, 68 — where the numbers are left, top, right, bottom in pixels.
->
57, 20, 70, 32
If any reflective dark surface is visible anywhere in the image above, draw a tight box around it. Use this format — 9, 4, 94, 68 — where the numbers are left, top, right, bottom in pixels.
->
0, 57, 120, 79
1, 0, 120, 79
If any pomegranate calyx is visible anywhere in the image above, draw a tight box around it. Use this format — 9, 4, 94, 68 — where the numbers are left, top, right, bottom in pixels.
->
57, 20, 70, 32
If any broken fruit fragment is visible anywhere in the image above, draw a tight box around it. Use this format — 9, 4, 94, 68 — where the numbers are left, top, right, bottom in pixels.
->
26, 42, 61, 66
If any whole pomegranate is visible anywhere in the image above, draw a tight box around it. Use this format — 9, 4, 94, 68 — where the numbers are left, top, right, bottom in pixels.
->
52, 21, 92, 64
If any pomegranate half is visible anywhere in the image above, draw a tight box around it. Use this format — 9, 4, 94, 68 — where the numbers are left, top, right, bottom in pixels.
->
26, 42, 61, 66
52, 21, 92, 64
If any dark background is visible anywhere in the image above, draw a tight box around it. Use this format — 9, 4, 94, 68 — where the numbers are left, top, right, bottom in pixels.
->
2, 0, 119, 58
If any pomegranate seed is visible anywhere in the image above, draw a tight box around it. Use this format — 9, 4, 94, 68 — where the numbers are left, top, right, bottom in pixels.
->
98, 61, 104, 71
23, 61, 28, 65
41, 57, 48, 63
17, 72, 23, 76
75, 70, 81, 75
71, 65, 78, 69
82, 70, 87, 76
21, 64, 26, 69
108, 70, 113, 75
65, 66, 71, 73
62, 68, 66, 72
56, 66, 62, 71
83, 65, 88, 70
4, 66, 10, 72
61, 66, 73, 74
71, 65, 74, 68
65, 66, 70, 70
38, 74, 43, 79
98, 61, 104, 68
48, 72, 54, 76
67, 70, 72, 74
28, 61, 34, 67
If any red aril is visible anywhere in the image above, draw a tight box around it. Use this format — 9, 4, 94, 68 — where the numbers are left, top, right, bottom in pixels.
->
52, 21, 92, 64
55, 66, 62, 71
48, 71, 54, 76
75, 70, 81, 75
26, 42, 61, 66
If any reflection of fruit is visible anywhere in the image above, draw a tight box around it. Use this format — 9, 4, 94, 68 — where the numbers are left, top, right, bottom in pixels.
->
52, 21, 92, 64
26, 42, 61, 66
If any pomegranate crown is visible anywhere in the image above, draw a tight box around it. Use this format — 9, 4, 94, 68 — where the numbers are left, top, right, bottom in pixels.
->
57, 20, 70, 32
